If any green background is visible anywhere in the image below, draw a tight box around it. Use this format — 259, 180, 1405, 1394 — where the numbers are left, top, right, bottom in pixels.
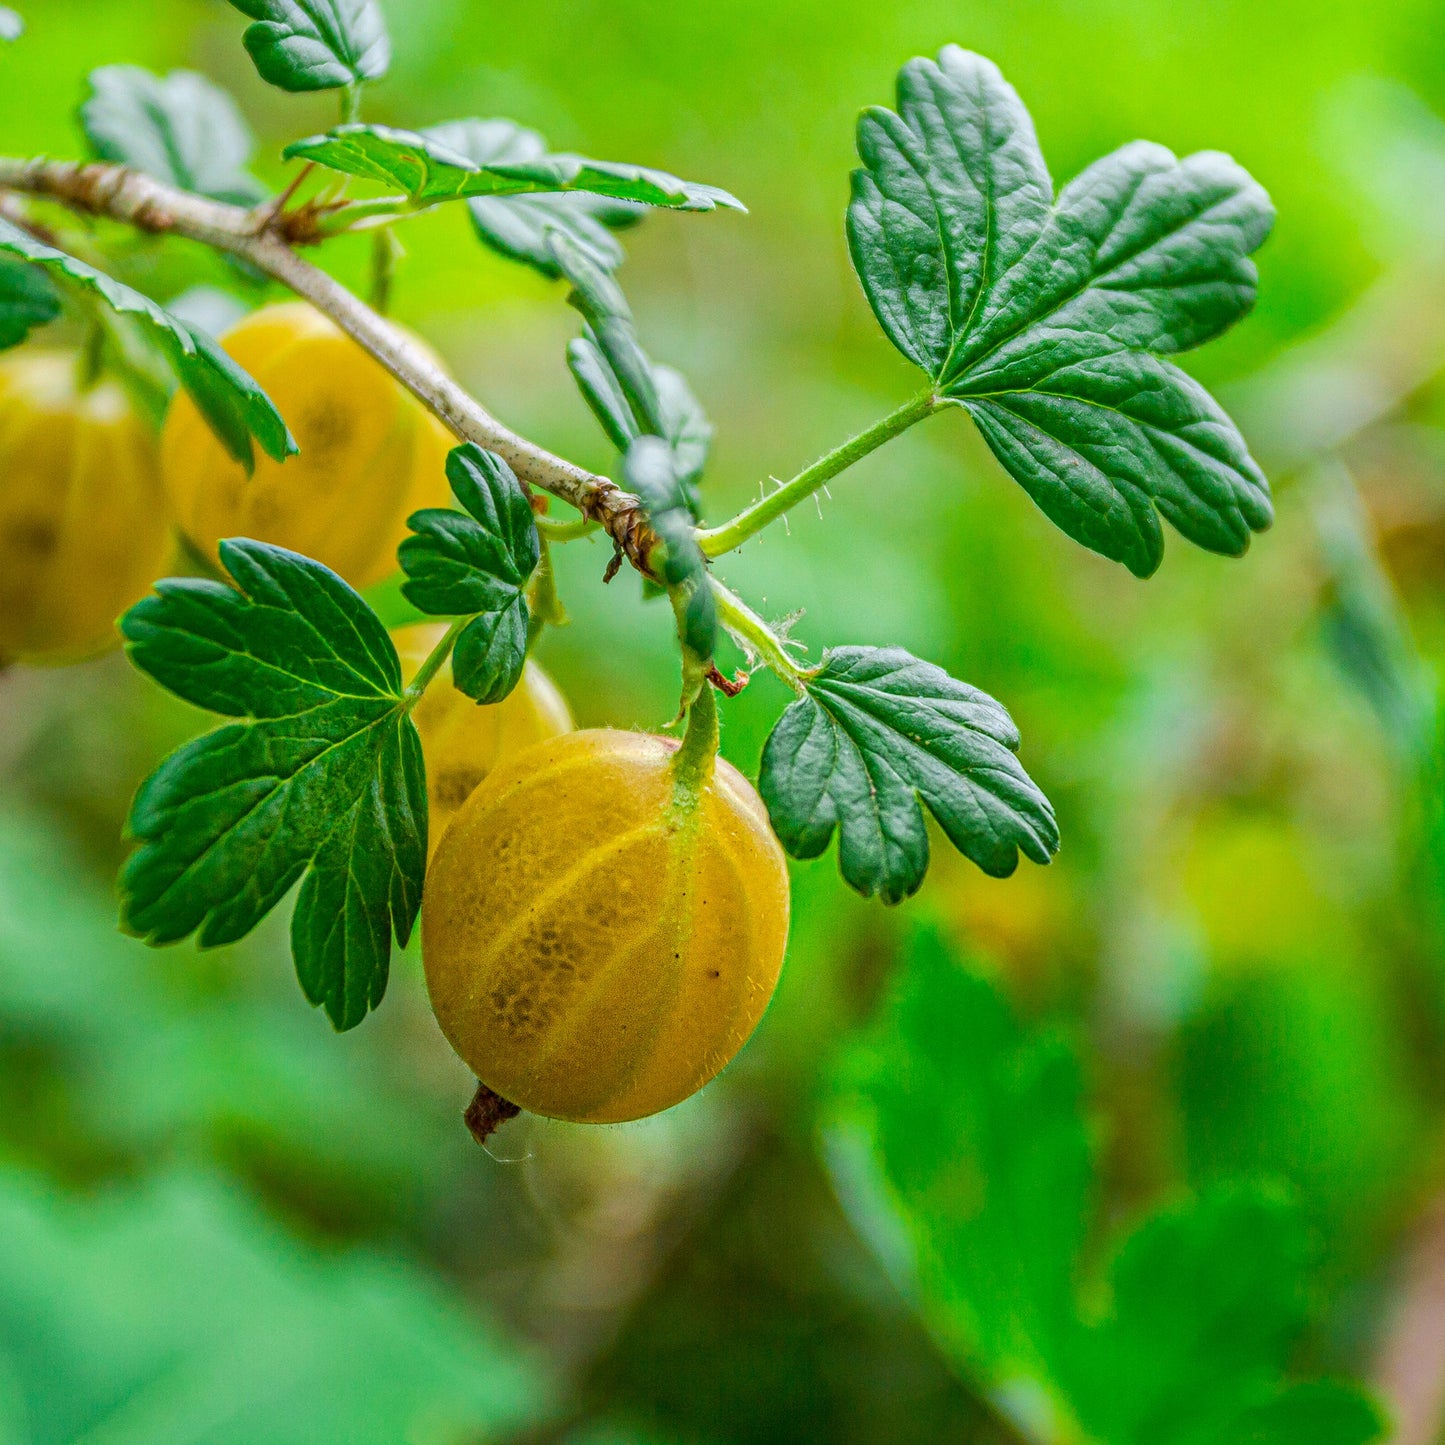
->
5, 0, 1445, 1440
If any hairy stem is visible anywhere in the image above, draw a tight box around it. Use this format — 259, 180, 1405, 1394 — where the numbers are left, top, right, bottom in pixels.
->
0, 156, 661, 574
696, 390, 937, 558
527, 539, 568, 646
403, 616, 465, 707
711, 578, 810, 692
671, 680, 719, 810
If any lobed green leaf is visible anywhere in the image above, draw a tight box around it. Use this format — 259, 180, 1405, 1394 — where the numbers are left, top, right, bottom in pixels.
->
827, 930, 1387, 1444
0, 255, 59, 348
226, 0, 389, 92
398, 444, 540, 705
0, 218, 294, 470
624, 436, 716, 660
849, 46, 1274, 576
424, 119, 643, 278
760, 646, 1058, 901
828, 929, 1089, 1382
284, 121, 744, 213
119, 541, 425, 1031
81, 65, 265, 205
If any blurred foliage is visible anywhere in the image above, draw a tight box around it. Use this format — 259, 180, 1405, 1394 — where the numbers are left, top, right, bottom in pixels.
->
6, 0, 1445, 1439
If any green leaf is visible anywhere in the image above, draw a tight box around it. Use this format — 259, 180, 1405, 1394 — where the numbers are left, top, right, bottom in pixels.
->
0, 218, 294, 470
226, 0, 389, 92
81, 65, 265, 205
624, 436, 716, 661
759, 646, 1057, 901
849, 46, 1274, 577
283, 121, 745, 212
1233, 1383, 1386, 1445
119, 541, 425, 1032
424, 119, 643, 277
0, 1165, 545, 1442
1065, 1188, 1312, 1443
0, 256, 58, 348
555, 231, 711, 512
0, 8, 22, 41
399, 444, 540, 706
826, 931, 1386, 1445
829, 928, 1090, 1389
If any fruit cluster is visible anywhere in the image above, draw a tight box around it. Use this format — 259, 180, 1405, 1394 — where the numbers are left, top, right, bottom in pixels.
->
1, 303, 791, 1126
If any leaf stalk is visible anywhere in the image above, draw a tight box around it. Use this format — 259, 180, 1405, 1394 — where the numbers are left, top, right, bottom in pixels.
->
711, 578, 811, 693
402, 615, 466, 708
696, 390, 937, 558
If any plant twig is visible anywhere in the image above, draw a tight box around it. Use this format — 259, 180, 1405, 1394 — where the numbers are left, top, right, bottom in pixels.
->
0, 155, 662, 576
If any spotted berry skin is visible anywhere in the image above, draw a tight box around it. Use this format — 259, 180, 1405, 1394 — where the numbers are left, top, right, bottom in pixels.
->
421, 728, 791, 1124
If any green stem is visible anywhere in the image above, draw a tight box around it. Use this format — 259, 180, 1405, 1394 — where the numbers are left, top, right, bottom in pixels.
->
711, 578, 810, 693
536, 515, 599, 542
341, 82, 363, 125
670, 680, 718, 811
696, 390, 937, 558
314, 194, 414, 237
402, 616, 466, 709
526, 538, 568, 647
369, 229, 400, 316
75, 319, 105, 391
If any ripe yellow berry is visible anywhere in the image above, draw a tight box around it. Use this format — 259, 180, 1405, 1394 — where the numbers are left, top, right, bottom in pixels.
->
0, 351, 170, 664
161, 302, 454, 589
393, 622, 574, 853
422, 728, 790, 1124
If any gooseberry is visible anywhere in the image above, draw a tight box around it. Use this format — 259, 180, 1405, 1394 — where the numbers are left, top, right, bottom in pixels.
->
0, 351, 170, 664
161, 302, 454, 589
421, 725, 790, 1123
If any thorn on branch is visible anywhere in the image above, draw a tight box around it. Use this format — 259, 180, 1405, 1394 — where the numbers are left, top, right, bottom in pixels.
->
464, 1081, 520, 1145
706, 665, 749, 697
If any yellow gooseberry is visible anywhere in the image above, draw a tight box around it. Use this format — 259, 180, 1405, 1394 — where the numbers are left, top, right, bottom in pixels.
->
421, 721, 790, 1123
160, 301, 454, 589
393, 621, 574, 853
0, 351, 170, 664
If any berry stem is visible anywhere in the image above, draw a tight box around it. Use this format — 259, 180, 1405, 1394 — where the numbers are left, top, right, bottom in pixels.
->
527, 539, 568, 645
671, 681, 719, 808
695, 390, 937, 558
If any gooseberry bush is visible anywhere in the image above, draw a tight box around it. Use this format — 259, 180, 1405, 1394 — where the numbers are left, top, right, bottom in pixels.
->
0, 4, 1278, 1109
0, 4, 1396, 1438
